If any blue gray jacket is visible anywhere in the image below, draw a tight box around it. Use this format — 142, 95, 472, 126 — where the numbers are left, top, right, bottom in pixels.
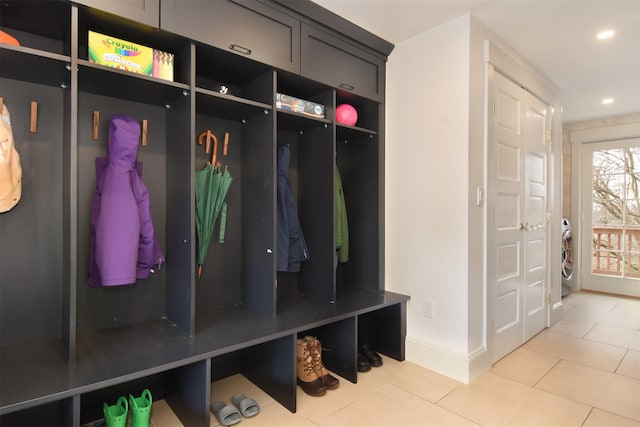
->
277, 144, 309, 272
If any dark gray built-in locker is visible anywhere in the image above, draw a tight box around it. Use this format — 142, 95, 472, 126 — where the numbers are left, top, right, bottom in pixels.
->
0, 1, 407, 426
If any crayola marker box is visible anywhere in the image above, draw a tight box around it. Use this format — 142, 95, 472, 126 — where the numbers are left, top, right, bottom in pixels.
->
88, 31, 174, 81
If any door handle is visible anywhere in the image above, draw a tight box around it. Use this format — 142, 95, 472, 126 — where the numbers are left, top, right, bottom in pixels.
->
520, 222, 529, 231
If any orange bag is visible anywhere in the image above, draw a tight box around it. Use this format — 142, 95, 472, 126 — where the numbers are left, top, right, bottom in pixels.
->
0, 30, 20, 46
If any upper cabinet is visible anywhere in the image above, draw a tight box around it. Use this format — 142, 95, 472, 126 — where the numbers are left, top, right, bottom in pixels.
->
161, 0, 300, 74
74, 0, 160, 28
301, 23, 385, 102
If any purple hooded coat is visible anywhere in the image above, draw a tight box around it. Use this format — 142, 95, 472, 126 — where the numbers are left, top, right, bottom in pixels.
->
88, 114, 165, 286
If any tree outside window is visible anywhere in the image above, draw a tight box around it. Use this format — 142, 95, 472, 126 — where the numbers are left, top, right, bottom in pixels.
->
592, 147, 640, 278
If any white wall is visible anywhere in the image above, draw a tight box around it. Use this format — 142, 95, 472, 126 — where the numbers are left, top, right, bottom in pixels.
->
467, 15, 491, 365
386, 13, 563, 383
385, 14, 476, 382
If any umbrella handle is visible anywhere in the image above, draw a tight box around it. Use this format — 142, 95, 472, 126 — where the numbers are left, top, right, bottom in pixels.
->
198, 130, 218, 164
198, 130, 211, 153
210, 132, 219, 165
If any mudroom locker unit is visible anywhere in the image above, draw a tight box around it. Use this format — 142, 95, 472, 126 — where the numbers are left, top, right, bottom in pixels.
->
0, 1, 408, 426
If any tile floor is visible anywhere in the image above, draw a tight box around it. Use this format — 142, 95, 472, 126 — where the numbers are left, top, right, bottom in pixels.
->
150, 291, 640, 426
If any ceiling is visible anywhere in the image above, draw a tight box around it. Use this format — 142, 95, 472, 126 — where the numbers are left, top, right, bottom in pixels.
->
311, 0, 640, 123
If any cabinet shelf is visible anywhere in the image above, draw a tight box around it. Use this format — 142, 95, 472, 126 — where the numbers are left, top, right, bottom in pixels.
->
78, 59, 189, 107
0, 339, 71, 415
0, 290, 407, 416
0, 45, 70, 87
277, 109, 331, 132
0, 1, 71, 53
195, 88, 272, 121
337, 123, 378, 141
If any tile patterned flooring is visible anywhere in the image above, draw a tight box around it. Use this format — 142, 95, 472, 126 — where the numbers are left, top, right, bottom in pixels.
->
150, 291, 639, 426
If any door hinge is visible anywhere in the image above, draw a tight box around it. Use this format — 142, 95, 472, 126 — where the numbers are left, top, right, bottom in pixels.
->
546, 293, 551, 305
492, 99, 496, 115
546, 129, 552, 141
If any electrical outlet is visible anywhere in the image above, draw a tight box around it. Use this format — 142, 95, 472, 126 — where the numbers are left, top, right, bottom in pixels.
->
423, 299, 434, 318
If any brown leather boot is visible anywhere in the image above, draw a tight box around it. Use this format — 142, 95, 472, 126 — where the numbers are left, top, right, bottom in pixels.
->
304, 336, 339, 390
297, 339, 327, 396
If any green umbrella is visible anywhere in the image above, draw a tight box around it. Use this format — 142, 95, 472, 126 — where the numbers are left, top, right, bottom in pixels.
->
195, 132, 233, 278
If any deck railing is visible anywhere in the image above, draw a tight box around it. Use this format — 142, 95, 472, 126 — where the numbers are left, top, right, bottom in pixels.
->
592, 226, 640, 278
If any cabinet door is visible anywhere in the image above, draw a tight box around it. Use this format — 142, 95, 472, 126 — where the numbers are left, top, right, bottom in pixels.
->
161, 0, 300, 73
301, 24, 384, 102
74, 0, 160, 28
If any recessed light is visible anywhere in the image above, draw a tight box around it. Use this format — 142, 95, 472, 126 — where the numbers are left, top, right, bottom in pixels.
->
597, 30, 615, 40
602, 98, 614, 105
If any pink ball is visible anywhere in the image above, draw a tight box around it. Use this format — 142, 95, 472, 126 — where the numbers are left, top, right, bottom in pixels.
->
336, 104, 358, 126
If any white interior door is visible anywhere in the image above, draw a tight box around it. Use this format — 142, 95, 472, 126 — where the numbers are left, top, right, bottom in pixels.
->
523, 93, 549, 341
489, 72, 549, 363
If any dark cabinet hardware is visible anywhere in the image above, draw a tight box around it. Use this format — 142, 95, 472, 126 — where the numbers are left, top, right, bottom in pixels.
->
230, 44, 252, 55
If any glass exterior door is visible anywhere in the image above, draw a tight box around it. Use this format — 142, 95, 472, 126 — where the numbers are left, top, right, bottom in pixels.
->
581, 138, 640, 296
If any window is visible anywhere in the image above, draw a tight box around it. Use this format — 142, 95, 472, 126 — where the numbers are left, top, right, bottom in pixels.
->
591, 146, 640, 278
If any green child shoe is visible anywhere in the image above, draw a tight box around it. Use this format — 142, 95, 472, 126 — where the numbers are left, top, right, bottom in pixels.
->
129, 389, 153, 427
103, 396, 128, 427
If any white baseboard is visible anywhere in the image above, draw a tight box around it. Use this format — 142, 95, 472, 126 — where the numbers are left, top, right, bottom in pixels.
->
550, 299, 564, 327
405, 337, 490, 384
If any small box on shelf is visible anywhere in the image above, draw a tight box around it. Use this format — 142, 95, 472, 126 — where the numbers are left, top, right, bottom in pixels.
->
276, 93, 325, 119
88, 31, 174, 82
